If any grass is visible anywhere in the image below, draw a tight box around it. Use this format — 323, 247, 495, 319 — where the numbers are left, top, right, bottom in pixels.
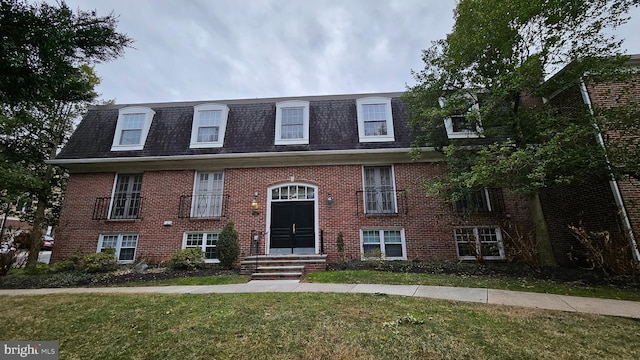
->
0, 292, 638, 359
116, 275, 249, 287
305, 270, 640, 302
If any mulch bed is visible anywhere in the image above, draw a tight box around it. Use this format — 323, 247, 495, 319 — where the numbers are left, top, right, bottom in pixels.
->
328, 260, 640, 289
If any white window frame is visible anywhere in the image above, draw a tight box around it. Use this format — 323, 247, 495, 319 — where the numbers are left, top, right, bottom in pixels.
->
362, 165, 398, 214
97, 233, 139, 264
454, 226, 505, 260
182, 232, 220, 263
360, 228, 407, 260
439, 97, 483, 139
191, 171, 225, 218
455, 188, 492, 213
356, 97, 395, 142
190, 104, 229, 148
275, 100, 309, 145
108, 173, 143, 220
111, 106, 155, 151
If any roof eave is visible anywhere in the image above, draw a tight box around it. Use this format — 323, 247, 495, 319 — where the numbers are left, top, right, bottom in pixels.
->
47, 147, 443, 173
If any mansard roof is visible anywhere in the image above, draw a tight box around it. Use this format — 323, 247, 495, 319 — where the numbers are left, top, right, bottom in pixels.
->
56, 92, 411, 160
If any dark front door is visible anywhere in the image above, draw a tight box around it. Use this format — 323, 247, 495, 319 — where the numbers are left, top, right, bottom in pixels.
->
270, 201, 314, 251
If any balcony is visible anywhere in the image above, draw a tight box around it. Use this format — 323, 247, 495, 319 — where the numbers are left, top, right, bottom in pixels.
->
178, 194, 229, 219
356, 189, 408, 216
93, 196, 144, 220
453, 188, 505, 214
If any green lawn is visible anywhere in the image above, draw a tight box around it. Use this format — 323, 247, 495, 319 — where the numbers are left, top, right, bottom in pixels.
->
305, 270, 640, 302
116, 274, 249, 287
1, 293, 638, 359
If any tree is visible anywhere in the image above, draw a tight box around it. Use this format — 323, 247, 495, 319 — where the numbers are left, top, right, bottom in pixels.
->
0, 0, 132, 268
217, 222, 240, 269
403, 0, 638, 267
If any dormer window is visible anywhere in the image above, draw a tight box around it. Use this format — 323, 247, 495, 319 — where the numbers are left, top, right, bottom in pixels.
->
356, 97, 395, 142
111, 106, 155, 151
190, 104, 229, 148
440, 96, 482, 139
275, 100, 309, 145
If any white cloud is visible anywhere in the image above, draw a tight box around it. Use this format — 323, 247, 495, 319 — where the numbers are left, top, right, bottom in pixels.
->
56, 0, 640, 104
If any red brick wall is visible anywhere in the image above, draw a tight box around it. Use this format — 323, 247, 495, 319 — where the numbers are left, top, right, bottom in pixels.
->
53, 163, 533, 264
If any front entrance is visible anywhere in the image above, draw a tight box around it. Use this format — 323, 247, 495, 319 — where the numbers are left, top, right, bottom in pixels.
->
268, 184, 317, 255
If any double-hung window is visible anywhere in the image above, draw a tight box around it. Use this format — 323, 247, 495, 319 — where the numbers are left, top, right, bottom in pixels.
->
183, 232, 219, 262
275, 100, 309, 145
440, 96, 482, 139
363, 166, 396, 214
110, 174, 143, 219
361, 229, 406, 259
356, 97, 395, 142
98, 233, 138, 263
454, 226, 505, 260
191, 171, 224, 218
455, 189, 492, 213
111, 107, 155, 151
190, 104, 229, 148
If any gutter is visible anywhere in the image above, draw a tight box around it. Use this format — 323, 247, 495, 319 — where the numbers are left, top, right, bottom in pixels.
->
579, 79, 640, 261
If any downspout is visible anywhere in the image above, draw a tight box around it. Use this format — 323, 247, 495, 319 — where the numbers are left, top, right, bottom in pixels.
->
579, 78, 640, 261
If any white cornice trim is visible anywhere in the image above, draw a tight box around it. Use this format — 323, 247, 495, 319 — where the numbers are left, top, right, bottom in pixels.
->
48, 147, 443, 172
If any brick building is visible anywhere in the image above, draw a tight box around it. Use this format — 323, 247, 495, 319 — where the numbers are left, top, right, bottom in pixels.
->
541, 55, 640, 263
49, 92, 533, 273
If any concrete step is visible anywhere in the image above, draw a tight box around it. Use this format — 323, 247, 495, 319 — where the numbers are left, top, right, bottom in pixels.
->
256, 265, 305, 272
250, 272, 303, 280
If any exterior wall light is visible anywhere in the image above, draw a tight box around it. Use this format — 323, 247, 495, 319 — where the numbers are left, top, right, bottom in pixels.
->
251, 192, 259, 215
327, 192, 333, 207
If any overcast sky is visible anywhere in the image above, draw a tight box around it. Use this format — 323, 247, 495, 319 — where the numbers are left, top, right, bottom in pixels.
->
59, 0, 640, 105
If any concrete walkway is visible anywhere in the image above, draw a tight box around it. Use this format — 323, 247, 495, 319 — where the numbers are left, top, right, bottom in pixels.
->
1, 280, 639, 319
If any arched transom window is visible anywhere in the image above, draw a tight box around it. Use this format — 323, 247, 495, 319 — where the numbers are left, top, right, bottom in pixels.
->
271, 185, 315, 201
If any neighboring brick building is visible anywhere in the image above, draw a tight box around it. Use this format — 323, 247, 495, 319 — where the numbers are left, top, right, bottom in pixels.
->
541, 55, 640, 263
49, 92, 533, 270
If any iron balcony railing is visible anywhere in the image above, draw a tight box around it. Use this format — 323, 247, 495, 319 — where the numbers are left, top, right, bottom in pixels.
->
453, 188, 505, 214
178, 194, 230, 219
356, 189, 408, 216
93, 196, 144, 220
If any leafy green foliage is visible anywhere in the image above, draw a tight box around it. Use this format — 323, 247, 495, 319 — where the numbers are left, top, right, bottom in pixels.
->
218, 222, 240, 269
0, 0, 132, 268
80, 248, 117, 273
404, 0, 636, 196
168, 248, 205, 271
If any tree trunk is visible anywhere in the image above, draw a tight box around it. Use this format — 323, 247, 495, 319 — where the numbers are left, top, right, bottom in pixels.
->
26, 197, 47, 268
26, 163, 56, 269
528, 192, 558, 267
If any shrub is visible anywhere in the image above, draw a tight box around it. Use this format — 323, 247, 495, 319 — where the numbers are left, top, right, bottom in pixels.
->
568, 225, 640, 276
0, 252, 16, 276
168, 248, 205, 270
13, 232, 31, 249
80, 248, 118, 273
218, 221, 240, 269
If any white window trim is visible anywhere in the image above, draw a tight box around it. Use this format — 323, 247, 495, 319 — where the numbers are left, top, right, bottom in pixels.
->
111, 106, 155, 151
356, 97, 395, 142
275, 100, 309, 145
190, 171, 225, 218
108, 173, 143, 220
190, 104, 230, 148
439, 97, 483, 139
360, 228, 407, 260
97, 233, 138, 264
361, 165, 398, 214
454, 226, 505, 260
182, 232, 220, 263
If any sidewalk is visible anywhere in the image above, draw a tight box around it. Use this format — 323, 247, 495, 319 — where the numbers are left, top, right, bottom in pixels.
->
1, 280, 639, 319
